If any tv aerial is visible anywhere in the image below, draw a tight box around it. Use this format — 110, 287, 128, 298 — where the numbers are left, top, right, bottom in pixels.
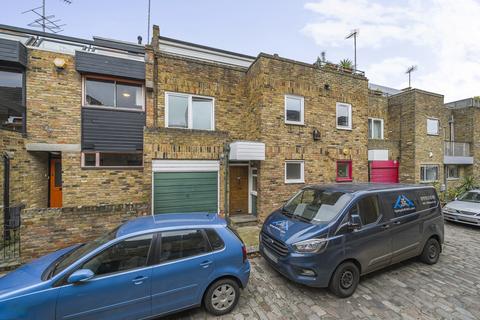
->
22, 0, 72, 34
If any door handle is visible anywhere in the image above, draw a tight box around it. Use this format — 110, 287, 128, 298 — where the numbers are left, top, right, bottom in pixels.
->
132, 276, 148, 284
381, 224, 390, 229
393, 221, 401, 225
200, 260, 213, 268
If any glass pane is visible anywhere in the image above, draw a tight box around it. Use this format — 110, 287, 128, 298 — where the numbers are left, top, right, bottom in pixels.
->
337, 104, 350, 127
99, 153, 142, 167
85, 79, 115, 106
84, 153, 96, 166
286, 97, 301, 122
82, 234, 152, 276
337, 162, 349, 178
356, 196, 380, 225
373, 120, 382, 138
252, 175, 257, 192
54, 160, 62, 188
205, 229, 224, 251
160, 229, 209, 263
116, 83, 143, 109
0, 70, 23, 104
368, 119, 372, 138
427, 119, 438, 135
192, 97, 213, 130
168, 95, 188, 128
286, 163, 302, 180
252, 195, 257, 216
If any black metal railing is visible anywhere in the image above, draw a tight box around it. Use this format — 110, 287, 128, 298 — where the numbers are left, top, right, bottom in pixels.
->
1, 204, 23, 263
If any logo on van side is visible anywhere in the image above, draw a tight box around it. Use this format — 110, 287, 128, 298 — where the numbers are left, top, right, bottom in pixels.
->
393, 195, 416, 214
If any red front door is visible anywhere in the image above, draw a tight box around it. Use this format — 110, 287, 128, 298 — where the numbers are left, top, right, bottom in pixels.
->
369, 160, 399, 183
49, 157, 63, 207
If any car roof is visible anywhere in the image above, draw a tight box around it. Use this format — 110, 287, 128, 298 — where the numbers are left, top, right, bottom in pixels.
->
116, 213, 226, 238
304, 183, 434, 194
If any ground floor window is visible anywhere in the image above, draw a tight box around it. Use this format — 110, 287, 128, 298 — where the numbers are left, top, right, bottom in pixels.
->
82, 152, 143, 168
285, 161, 304, 184
420, 164, 439, 182
446, 165, 459, 179
336, 160, 352, 182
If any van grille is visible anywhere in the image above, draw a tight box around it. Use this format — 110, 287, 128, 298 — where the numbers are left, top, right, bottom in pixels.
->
261, 232, 289, 256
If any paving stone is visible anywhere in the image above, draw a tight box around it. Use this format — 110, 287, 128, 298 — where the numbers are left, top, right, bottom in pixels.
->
160, 223, 480, 319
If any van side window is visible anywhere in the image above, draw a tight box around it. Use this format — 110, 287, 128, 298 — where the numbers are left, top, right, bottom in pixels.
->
416, 189, 438, 211
351, 196, 380, 226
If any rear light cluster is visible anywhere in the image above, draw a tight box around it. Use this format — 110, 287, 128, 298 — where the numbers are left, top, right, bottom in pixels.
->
242, 244, 247, 263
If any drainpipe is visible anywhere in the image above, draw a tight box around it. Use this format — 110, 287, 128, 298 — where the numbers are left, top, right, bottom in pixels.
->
223, 144, 230, 222
3, 152, 10, 240
151, 25, 160, 129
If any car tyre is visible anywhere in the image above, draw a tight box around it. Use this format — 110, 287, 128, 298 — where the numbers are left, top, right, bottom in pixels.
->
420, 237, 441, 265
328, 261, 360, 298
204, 278, 240, 316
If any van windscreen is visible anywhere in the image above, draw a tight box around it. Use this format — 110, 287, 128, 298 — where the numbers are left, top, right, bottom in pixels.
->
282, 189, 352, 224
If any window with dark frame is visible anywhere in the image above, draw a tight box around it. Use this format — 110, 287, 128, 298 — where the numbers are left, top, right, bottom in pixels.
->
0, 68, 25, 132
82, 152, 143, 168
336, 160, 352, 182
84, 77, 144, 110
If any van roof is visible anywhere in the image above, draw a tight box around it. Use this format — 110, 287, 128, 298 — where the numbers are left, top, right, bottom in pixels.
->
305, 183, 434, 194
116, 213, 226, 237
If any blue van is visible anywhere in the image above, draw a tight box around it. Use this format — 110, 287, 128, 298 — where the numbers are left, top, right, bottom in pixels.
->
260, 183, 444, 297
0, 213, 250, 319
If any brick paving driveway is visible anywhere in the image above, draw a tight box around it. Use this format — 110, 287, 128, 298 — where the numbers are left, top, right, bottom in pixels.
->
164, 222, 480, 320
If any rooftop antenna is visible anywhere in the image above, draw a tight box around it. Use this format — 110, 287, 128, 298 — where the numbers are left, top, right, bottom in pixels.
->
346, 29, 359, 72
22, 0, 72, 34
147, 0, 151, 44
406, 65, 417, 88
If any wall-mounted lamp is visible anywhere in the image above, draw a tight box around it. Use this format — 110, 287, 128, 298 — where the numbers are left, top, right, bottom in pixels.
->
312, 128, 321, 141
53, 57, 66, 70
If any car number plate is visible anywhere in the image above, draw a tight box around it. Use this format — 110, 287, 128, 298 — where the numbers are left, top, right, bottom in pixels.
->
263, 247, 278, 263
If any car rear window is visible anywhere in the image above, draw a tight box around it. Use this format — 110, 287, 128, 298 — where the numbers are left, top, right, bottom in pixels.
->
205, 229, 225, 251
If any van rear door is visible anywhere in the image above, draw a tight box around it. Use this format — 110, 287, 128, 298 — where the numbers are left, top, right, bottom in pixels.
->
381, 190, 422, 264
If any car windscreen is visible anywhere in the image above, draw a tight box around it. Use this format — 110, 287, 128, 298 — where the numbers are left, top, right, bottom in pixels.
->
458, 191, 480, 203
282, 188, 352, 224
48, 227, 119, 278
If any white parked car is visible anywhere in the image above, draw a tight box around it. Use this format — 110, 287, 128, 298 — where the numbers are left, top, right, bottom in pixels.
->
443, 189, 480, 226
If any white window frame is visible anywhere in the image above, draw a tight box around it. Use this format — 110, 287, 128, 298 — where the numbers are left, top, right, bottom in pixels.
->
285, 160, 305, 184
284, 94, 304, 125
420, 164, 439, 183
427, 118, 439, 136
368, 117, 384, 139
336, 102, 352, 130
446, 165, 459, 180
165, 92, 215, 131
82, 76, 145, 112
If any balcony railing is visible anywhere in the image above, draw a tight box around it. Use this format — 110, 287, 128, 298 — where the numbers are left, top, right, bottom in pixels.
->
444, 141, 471, 157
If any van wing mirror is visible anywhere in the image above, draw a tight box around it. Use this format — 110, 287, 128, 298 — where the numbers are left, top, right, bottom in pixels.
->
348, 214, 362, 230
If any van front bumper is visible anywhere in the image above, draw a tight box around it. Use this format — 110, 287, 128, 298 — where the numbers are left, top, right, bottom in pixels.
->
259, 242, 332, 288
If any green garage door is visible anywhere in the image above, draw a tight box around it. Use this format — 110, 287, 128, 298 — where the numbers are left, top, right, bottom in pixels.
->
153, 171, 218, 214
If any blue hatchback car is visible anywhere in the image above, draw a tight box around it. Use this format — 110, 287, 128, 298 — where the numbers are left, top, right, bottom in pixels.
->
0, 213, 250, 319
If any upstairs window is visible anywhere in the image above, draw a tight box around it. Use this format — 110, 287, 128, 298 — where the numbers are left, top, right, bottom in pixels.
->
420, 164, 439, 182
427, 118, 439, 135
0, 68, 24, 132
166, 92, 214, 130
284, 95, 304, 125
84, 77, 144, 110
336, 103, 352, 130
285, 161, 305, 184
368, 118, 384, 139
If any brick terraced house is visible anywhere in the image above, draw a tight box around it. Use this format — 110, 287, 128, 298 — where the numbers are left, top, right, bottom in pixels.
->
0, 23, 478, 233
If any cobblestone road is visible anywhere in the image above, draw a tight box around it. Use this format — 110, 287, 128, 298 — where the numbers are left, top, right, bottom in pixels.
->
163, 222, 480, 320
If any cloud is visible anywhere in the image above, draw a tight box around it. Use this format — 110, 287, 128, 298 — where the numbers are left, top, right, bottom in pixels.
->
302, 0, 480, 101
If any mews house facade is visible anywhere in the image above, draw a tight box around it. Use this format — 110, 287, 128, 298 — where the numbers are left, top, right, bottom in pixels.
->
0, 24, 477, 224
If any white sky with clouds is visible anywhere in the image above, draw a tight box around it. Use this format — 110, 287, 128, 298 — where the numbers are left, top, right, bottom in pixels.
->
302, 0, 480, 101
1, 0, 479, 102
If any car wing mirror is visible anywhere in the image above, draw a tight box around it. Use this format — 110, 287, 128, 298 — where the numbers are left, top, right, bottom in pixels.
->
67, 269, 94, 284
348, 214, 362, 230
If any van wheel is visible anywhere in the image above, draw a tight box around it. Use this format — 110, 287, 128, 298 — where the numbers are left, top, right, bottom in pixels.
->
203, 278, 240, 316
420, 238, 441, 265
328, 261, 360, 298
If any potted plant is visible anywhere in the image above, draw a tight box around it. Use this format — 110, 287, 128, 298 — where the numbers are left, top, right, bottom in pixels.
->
339, 59, 354, 73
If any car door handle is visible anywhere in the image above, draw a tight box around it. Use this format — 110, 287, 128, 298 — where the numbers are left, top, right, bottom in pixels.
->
132, 276, 148, 285
393, 221, 402, 225
200, 260, 213, 268
381, 224, 390, 229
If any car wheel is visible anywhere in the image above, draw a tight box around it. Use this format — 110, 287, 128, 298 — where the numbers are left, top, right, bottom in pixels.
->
203, 278, 240, 316
420, 237, 441, 265
328, 261, 360, 298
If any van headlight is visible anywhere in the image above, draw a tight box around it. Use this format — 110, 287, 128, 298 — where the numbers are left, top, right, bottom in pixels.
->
292, 238, 328, 253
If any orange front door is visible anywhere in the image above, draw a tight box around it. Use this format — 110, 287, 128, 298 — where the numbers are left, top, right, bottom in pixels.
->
229, 166, 249, 214
49, 157, 62, 208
